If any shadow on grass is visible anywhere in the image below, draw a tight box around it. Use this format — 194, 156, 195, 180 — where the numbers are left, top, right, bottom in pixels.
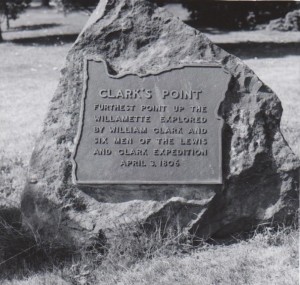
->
5, 33, 299, 59
0, 208, 77, 280
219, 41, 300, 59
5, 23, 62, 32
8, 34, 78, 46
188, 25, 233, 35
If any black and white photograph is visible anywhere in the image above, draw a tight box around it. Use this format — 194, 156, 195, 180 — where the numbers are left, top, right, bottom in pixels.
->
0, 0, 299, 284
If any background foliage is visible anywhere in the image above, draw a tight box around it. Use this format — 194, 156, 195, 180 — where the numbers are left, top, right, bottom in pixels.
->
156, 1, 300, 29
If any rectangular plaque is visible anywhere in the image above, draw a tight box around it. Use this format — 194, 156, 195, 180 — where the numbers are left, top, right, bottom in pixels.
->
72, 59, 230, 184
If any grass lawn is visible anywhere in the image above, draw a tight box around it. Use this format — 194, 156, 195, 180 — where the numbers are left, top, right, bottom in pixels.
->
95, 232, 298, 285
0, 5, 299, 285
1, 227, 298, 285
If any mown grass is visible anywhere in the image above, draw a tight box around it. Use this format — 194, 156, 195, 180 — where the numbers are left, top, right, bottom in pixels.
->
0, 220, 298, 285
0, 5, 299, 285
87, 225, 299, 285
246, 56, 300, 158
95, 227, 298, 285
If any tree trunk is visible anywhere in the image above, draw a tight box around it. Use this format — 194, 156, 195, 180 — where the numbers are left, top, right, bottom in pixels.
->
4, 0, 9, 30
0, 25, 3, 42
6, 15, 9, 30
42, 0, 50, 7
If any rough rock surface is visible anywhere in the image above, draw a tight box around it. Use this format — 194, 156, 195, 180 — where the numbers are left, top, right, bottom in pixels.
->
267, 9, 300, 31
21, 0, 299, 245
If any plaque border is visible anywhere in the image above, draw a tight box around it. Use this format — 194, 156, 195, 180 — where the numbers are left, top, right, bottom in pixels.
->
72, 57, 231, 185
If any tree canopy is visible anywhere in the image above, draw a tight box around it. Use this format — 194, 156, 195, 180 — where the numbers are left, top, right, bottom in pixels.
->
156, 0, 300, 29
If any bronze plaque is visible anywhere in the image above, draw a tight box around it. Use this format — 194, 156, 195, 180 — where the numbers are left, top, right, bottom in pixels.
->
72, 59, 230, 184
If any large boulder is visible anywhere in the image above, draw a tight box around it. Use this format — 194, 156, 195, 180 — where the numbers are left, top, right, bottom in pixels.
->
21, 0, 299, 245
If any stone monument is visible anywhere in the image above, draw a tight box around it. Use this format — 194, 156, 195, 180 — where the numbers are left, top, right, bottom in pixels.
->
73, 59, 230, 185
21, 0, 299, 245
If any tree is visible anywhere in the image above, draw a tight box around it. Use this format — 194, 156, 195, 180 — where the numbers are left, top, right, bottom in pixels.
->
53, 0, 98, 14
154, 1, 300, 30
180, 1, 300, 30
41, 0, 50, 7
0, 24, 2, 42
0, 0, 31, 41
